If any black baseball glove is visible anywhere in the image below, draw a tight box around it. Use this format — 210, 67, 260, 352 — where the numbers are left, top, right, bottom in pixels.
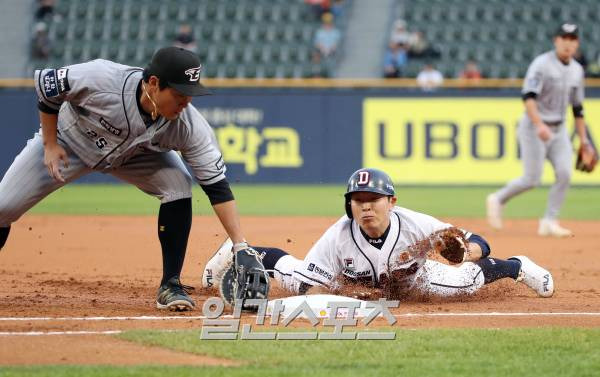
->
220, 246, 270, 311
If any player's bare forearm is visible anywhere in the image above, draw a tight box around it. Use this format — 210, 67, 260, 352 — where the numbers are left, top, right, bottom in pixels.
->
212, 200, 245, 245
574, 116, 588, 144
465, 242, 482, 261
524, 98, 543, 127
39, 111, 59, 147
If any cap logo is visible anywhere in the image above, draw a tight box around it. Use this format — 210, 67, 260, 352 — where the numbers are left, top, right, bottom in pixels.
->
357, 171, 370, 185
562, 23, 577, 33
184, 66, 202, 82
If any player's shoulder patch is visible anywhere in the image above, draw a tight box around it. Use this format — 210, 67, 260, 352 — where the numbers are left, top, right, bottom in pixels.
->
42, 68, 70, 98
56, 68, 71, 94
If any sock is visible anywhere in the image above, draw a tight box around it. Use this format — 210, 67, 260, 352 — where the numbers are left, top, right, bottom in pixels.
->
253, 247, 289, 277
158, 198, 192, 285
0, 226, 10, 250
475, 257, 521, 284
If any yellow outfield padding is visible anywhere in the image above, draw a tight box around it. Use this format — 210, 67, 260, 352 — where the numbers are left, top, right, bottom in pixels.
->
363, 98, 600, 185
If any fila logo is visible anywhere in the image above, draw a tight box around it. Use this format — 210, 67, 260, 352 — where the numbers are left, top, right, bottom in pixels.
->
357, 171, 370, 185
184, 66, 202, 82
205, 269, 213, 287
543, 274, 550, 292
344, 258, 355, 269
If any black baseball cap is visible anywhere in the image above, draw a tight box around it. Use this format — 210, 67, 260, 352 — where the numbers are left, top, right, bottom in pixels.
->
146, 46, 211, 96
555, 23, 579, 38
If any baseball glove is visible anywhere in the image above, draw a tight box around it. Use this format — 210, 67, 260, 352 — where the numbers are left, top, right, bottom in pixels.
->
220, 246, 270, 311
576, 143, 598, 173
429, 227, 469, 264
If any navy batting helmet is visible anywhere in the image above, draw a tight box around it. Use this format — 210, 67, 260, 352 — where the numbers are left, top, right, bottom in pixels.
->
344, 168, 395, 219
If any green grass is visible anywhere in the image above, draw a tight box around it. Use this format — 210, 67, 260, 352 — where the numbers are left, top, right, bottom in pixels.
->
2, 328, 599, 376
28, 184, 600, 219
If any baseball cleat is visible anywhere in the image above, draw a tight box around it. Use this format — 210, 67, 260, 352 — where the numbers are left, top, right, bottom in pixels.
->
156, 277, 195, 311
509, 256, 554, 298
201, 238, 234, 288
486, 193, 503, 230
538, 218, 573, 238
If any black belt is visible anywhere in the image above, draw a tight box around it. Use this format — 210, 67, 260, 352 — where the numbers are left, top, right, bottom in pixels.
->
545, 121, 563, 127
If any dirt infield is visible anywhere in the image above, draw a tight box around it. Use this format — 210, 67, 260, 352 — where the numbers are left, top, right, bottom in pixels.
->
1, 214, 599, 365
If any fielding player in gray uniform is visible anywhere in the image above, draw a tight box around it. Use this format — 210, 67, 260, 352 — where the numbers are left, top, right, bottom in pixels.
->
487, 23, 590, 237
0, 47, 266, 311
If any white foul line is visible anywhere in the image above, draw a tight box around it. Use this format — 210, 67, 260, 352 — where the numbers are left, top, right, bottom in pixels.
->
0, 312, 599, 336
0, 312, 598, 322
396, 312, 600, 317
0, 315, 212, 321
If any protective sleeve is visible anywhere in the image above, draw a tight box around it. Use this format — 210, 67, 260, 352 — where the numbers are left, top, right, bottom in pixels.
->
572, 104, 584, 118
522, 92, 538, 101
466, 233, 491, 258
200, 178, 234, 205
37, 100, 59, 114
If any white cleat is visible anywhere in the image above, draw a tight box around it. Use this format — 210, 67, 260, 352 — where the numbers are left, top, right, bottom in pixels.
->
509, 256, 554, 297
201, 238, 233, 288
538, 218, 573, 238
486, 193, 503, 229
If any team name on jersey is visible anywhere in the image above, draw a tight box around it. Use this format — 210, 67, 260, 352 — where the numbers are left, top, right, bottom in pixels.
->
343, 269, 371, 278
99, 117, 122, 136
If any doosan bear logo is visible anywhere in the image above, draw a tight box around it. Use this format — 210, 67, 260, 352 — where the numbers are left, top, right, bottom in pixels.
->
184, 66, 202, 82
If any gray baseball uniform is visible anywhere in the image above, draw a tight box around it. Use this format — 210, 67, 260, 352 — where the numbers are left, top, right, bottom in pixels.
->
0, 59, 225, 227
494, 50, 584, 219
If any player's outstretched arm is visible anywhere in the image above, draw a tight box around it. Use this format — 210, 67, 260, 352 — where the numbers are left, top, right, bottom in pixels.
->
211, 199, 245, 245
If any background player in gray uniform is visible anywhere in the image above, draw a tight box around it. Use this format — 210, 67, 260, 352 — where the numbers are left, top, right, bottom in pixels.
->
203, 168, 554, 299
0, 47, 265, 311
487, 23, 590, 237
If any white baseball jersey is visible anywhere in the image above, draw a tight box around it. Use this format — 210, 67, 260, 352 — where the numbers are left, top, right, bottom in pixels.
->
522, 50, 584, 123
290, 206, 472, 289
34, 59, 225, 184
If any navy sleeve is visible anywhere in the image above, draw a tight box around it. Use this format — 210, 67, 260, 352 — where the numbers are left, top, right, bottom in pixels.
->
467, 233, 491, 259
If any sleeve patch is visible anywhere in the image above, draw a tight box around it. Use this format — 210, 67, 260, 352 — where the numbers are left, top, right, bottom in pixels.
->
56, 68, 71, 94
42, 70, 59, 97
